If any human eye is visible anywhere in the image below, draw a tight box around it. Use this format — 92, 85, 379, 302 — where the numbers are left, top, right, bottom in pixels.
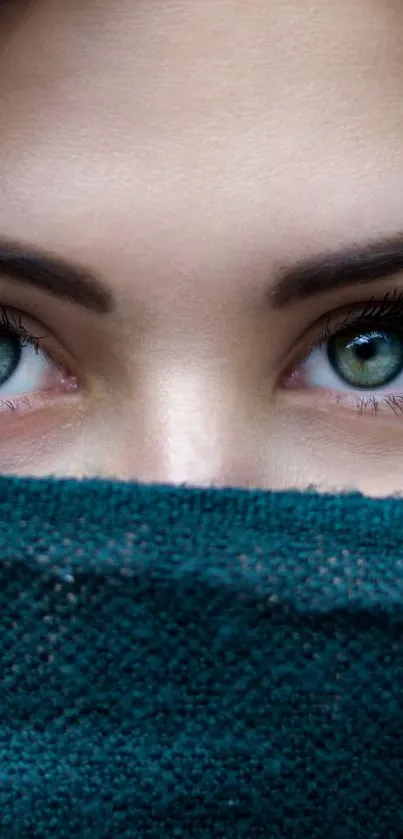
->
280, 289, 403, 417
0, 306, 78, 413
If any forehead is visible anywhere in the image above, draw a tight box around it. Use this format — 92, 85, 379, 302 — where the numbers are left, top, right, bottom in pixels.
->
0, 0, 402, 308
2, 0, 402, 114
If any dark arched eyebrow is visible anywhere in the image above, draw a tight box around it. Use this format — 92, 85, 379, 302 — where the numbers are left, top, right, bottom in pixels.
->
270, 233, 403, 308
0, 233, 402, 316
0, 238, 114, 314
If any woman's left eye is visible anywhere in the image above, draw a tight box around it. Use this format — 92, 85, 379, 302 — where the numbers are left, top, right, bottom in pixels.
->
281, 291, 403, 413
300, 325, 403, 392
0, 307, 77, 412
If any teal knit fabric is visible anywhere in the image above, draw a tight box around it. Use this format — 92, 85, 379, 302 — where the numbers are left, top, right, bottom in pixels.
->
1, 475, 403, 837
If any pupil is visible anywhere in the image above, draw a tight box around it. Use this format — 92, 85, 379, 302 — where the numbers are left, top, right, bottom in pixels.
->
354, 338, 377, 362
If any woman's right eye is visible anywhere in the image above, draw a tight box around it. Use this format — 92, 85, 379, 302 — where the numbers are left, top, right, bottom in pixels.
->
0, 307, 77, 413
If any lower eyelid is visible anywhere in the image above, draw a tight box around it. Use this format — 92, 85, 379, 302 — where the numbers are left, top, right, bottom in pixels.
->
0, 385, 80, 415
298, 389, 403, 420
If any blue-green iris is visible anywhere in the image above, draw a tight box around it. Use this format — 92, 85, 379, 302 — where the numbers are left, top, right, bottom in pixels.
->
327, 327, 403, 389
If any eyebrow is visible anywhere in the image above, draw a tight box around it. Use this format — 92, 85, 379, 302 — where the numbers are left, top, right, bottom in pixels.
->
0, 233, 402, 316
270, 232, 403, 308
0, 238, 114, 314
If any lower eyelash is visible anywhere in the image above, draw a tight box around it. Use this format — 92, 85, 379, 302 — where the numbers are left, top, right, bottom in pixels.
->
380, 395, 403, 416
0, 397, 30, 413
336, 393, 403, 416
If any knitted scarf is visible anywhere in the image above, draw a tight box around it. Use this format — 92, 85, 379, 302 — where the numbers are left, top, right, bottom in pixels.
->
1, 474, 402, 837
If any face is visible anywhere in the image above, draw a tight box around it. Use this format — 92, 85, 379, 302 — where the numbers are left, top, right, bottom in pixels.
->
0, 0, 402, 496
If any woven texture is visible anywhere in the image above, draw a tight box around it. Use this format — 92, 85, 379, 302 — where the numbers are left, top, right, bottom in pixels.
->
1, 475, 403, 837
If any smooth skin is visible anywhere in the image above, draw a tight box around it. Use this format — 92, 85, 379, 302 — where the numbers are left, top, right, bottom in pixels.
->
0, 0, 403, 496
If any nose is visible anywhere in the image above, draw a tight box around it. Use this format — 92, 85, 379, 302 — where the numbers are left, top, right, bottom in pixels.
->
111, 362, 264, 489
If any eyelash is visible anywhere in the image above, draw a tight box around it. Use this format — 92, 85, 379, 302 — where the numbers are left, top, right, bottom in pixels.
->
0, 307, 50, 355
305, 289, 403, 416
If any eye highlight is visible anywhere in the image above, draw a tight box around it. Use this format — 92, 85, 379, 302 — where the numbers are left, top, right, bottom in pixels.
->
281, 290, 403, 417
